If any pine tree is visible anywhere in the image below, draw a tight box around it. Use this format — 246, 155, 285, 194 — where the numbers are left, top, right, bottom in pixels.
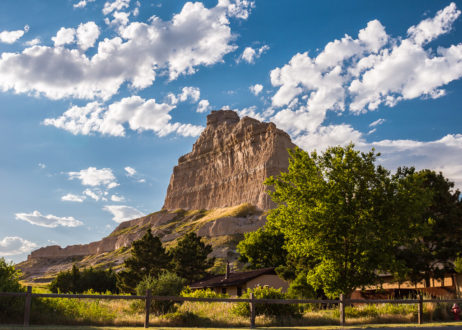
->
169, 232, 214, 283
117, 229, 171, 293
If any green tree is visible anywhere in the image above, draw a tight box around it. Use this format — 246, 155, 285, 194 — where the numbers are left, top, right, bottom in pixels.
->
396, 170, 462, 286
136, 271, 185, 315
0, 258, 24, 321
169, 232, 214, 283
117, 229, 171, 293
237, 227, 287, 269
264, 145, 430, 298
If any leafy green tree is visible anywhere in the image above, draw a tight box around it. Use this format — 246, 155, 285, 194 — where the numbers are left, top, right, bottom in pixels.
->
169, 232, 214, 283
237, 227, 287, 269
264, 145, 430, 298
0, 258, 24, 321
396, 170, 462, 286
117, 229, 171, 293
136, 271, 186, 315
50, 265, 118, 293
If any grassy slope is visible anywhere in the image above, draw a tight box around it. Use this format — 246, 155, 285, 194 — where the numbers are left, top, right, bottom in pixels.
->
18, 204, 262, 284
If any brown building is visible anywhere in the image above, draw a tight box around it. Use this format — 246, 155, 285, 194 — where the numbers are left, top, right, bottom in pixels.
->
190, 267, 289, 297
352, 273, 462, 299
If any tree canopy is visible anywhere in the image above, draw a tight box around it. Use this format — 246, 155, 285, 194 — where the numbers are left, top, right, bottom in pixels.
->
117, 229, 171, 293
262, 145, 431, 298
169, 232, 214, 283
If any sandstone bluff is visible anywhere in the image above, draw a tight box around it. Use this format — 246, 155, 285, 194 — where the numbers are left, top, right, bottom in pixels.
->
18, 110, 295, 282
163, 110, 295, 211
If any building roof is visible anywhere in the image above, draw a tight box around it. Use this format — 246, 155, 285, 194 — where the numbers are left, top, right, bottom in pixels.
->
190, 267, 276, 289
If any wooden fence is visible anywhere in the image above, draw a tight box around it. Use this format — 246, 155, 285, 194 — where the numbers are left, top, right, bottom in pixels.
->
1, 287, 462, 328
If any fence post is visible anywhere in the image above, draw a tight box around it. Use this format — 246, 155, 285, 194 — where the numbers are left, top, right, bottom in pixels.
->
144, 289, 151, 328
23, 286, 32, 327
249, 292, 255, 329
417, 294, 423, 325
339, 293, 345, 327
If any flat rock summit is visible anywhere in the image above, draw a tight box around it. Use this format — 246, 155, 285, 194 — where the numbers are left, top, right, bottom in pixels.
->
18, 110, 296, 282
164, 110, 295, 211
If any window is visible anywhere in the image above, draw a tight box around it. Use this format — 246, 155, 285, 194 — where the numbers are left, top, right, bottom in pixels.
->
221, 287, 227, 294
237, 286, 242, 297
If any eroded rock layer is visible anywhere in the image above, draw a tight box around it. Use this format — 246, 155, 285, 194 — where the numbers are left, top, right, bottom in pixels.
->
163, 110, 295, 211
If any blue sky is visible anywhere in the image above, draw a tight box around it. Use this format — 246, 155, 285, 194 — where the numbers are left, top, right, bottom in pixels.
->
1, 0, 462, 263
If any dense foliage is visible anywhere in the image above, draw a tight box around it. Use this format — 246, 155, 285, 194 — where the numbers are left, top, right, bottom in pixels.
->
241, 145, 432, 298
136, 271, 186, 315
169, 232, 214, 283
49, 265, 117, 293
0, 258, 24, 321
237, 227, 287, 269
117, 229, 171, 293
395, 169, 462, 285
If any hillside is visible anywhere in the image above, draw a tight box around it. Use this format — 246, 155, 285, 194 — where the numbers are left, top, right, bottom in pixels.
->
17, 204, 266, 283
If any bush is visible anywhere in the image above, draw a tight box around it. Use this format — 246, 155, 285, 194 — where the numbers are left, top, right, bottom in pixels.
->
136, 271, 186, 315
0, 258, 25, 322
49, 265, 118, 294
231, 286, 299, 318
181, 287, 229, 298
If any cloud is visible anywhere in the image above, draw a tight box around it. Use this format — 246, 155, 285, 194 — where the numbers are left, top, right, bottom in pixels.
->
197, 99, 211, 113
38, 163, 46, 169
110, 194, 125, 202
0, 237, 37, 256
51, 22, 100, 50
294, 124, 364, 152
61, 193, 86, 202
369, 118, 385, 127
15, 211, 83, 228
269, 3, 462, 139
239, 45, 269, 63
124, 166, 136, 176
25, 38, 40, 46
179, 86, 200, 103
103, 205, 144, 223
52, 27, 75, 47
76, 22, 100, 50
44, 96, 204, 137
74, 0, 95, 8
0, 1, 248, 100
68, 167, 118, 188
103, 0, 130, 16
0, 26, 28, 44
83, 188, 104, 201
249, 83, 263, 95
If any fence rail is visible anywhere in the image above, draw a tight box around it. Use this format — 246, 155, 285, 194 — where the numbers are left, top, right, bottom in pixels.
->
1, 286, 462, 328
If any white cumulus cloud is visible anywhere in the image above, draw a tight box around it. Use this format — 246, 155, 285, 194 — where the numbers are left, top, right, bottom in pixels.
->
61, 193, 86, 202
249, 83, 263, 95
15, 211, 83, 228
0, 237, 37, 256
239, 45, 269, 64
44, 96, 204, 137
0, 27, 27, 44
197, 99, 211, 113
0, 1, 247, 101
68, 167, 118, 188
74, 0, 95, 8
103, 205, 144, 223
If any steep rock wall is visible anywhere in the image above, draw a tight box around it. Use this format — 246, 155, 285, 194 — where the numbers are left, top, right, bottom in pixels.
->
163, 110, 295, 211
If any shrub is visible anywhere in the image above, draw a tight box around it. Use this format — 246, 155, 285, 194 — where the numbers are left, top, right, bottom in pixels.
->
0, 258, 24, 322
49, 265, 117, 294
231, 286, 299, 318
181, 287, 229, 298
136, 271, 186, 315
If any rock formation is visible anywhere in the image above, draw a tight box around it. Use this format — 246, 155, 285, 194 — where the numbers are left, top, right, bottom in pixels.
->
18, 110, 296, 282
163, 110, 295, 211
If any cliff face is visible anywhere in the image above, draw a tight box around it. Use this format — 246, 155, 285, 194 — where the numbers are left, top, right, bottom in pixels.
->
163, 110, 295, 211
18, 110, 296, 283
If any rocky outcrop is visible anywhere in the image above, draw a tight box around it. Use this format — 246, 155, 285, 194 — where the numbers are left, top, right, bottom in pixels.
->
163, 110, 295, 211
